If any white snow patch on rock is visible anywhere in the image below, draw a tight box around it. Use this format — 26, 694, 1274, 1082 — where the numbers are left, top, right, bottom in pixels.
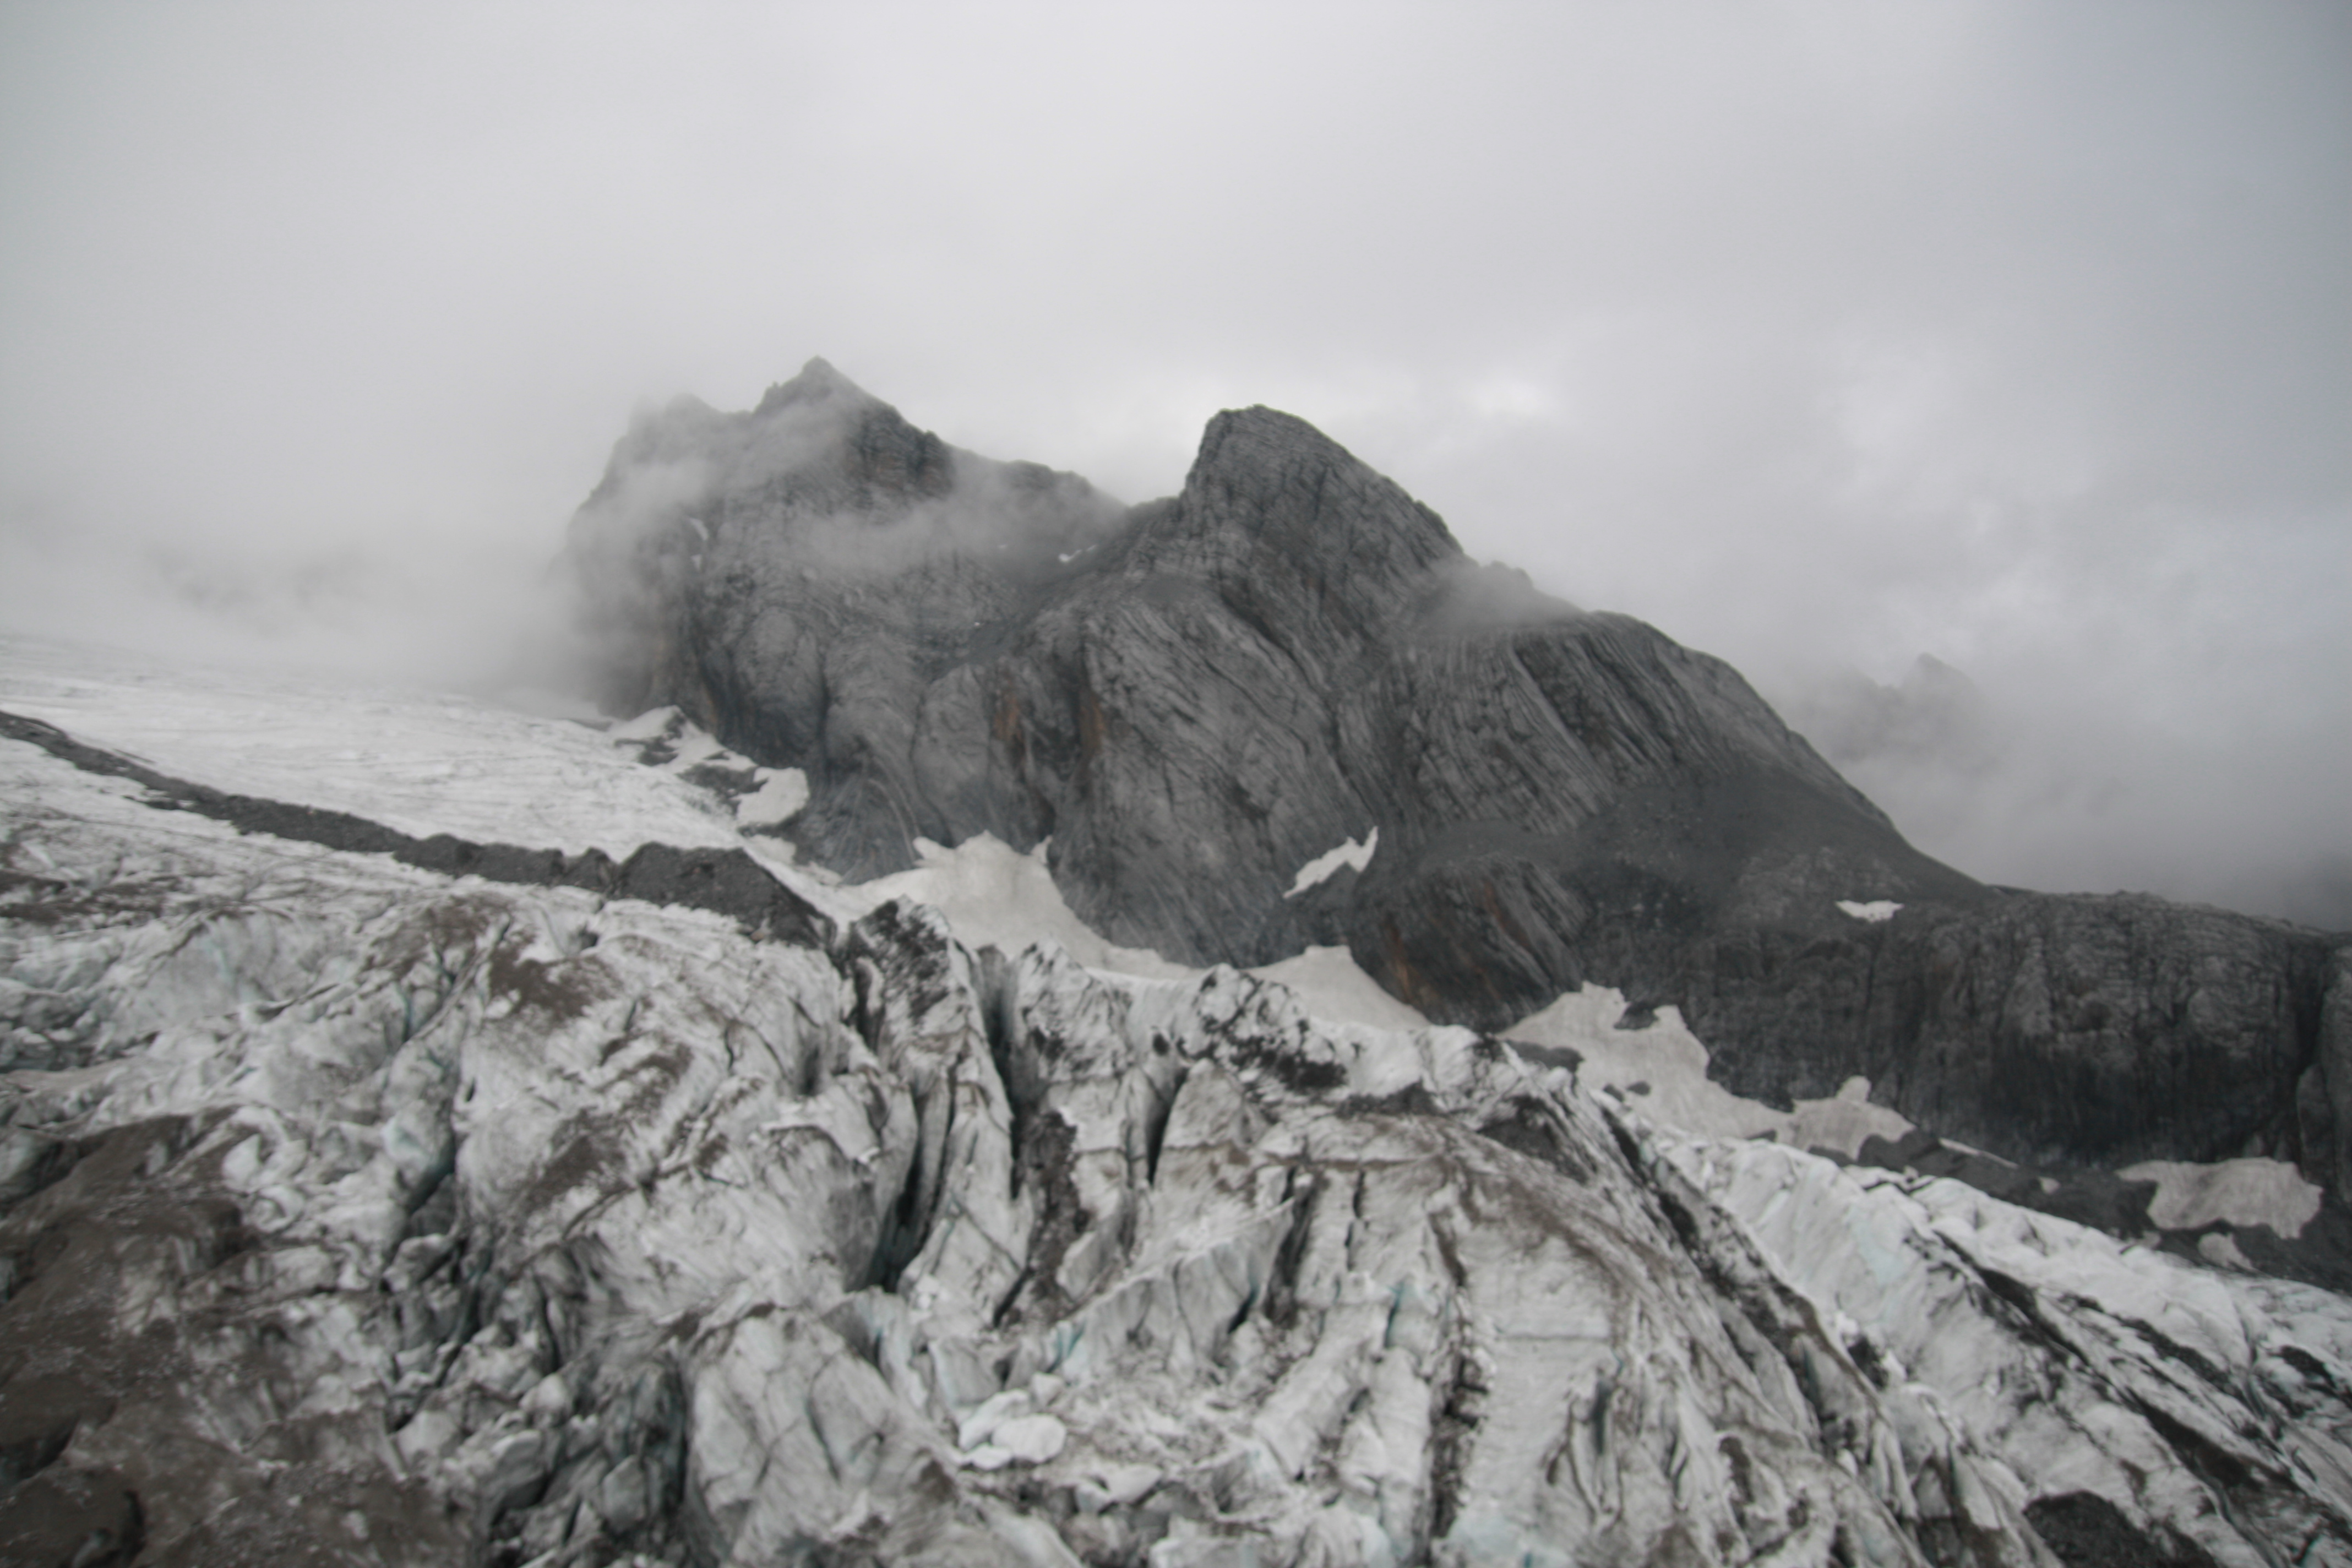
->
853, 834, 1196, 981
612, 706, 775, 784
734, 767, 809, 828
608, 705, 683, 742
2201, 1232, 2258, 1270
1506, 987, 1779, 1140
2121, 1156, 2324, 1237
1506, 990, 1913, 1155
1283, 827, 1377, 898
847, 834, 1427, 1032
1786, 1074, 1916, 1159
657, 724, 727, 769
1246, 946, 1429, 1031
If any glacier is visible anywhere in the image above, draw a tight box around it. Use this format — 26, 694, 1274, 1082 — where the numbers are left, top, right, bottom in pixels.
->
4, 636, 2350, 1565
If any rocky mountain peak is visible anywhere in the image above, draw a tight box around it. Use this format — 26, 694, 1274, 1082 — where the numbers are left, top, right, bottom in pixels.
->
1185, 403, 1348, 482
1118, 404, 1464, 674
741, 360, 952, 510
750, 354, 875, 417
1177, 404, 1460, 565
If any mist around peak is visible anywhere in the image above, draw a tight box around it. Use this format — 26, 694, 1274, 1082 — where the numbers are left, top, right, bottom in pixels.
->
6, 333, 2338, 940
1772, 654, 2352, 930
1417, 559, 1586, 638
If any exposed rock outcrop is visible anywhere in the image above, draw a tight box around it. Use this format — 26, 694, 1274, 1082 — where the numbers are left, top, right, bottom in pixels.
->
560, 362, 2349, 1184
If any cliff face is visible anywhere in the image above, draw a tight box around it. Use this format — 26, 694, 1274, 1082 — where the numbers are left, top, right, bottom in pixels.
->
560, 361, 2347, 1180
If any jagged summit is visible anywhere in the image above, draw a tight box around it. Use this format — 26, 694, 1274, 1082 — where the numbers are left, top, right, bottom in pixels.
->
752, 354, 877, 417
1141, 406, 1463, 658
1184, 403, 1374, 489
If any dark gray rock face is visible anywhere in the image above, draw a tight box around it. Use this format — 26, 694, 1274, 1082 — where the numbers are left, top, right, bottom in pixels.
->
2305, 948, 2352, 1190
562, 359, 1128, 882
560, 361, 2349, 1181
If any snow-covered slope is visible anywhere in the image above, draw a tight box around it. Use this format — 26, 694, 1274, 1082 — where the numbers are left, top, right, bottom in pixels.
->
6, 638, 2352, 1566
0, 635, 746, 858
0, 636, 1417, 1030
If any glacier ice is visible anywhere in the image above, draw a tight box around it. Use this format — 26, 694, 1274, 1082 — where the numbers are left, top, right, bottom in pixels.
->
4, 643, 2351, 1565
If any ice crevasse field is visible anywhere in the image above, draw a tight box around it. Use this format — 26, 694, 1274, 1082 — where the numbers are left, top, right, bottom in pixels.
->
5, 630, 2350, 1567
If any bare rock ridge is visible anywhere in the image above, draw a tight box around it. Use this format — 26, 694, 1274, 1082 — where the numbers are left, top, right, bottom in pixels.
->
560, 360, 2352, 1188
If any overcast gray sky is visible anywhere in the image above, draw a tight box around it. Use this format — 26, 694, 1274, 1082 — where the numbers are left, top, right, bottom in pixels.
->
2, 1, 2346, 921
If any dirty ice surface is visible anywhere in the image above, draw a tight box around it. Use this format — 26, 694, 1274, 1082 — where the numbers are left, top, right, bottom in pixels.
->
12, 638, 2352, 1565
1669, 1133, 2352, 1564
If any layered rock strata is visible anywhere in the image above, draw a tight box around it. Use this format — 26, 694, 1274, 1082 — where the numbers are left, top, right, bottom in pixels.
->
560, 362, 2349, 1185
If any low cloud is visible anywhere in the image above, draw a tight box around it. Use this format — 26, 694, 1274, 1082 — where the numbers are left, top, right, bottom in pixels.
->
1770, 654, 2352, 930
0, 510, 564, 694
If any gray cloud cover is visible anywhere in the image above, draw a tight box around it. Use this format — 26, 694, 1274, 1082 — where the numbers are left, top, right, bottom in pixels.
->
2, 1, 2345, 922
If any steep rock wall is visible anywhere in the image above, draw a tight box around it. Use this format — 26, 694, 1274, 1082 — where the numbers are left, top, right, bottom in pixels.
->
558, 362, 2349, 1183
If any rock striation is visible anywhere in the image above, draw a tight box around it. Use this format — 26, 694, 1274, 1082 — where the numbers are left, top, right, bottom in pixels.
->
9, 712, 2352, 1564
560, 362, 2349, 1187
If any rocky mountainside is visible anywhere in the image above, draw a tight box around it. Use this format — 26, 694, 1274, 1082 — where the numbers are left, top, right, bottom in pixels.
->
561, 362, 2350, 1190
7, 657, 2352, 1566
3, 363, 2346, 1566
